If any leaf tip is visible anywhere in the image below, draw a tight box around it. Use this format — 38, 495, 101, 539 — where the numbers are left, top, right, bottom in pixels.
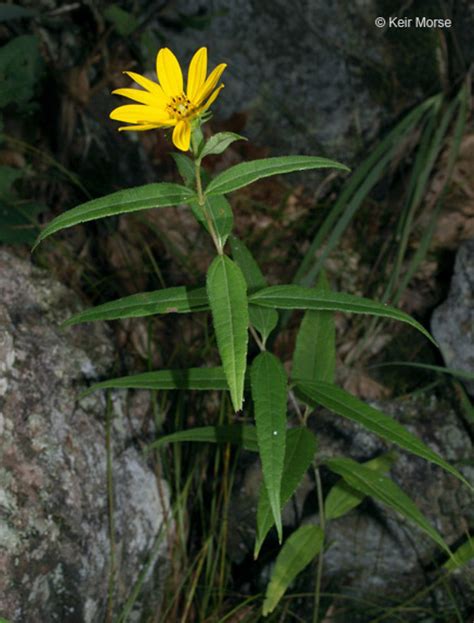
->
230, 394, 244, 413
276, 521, 283, 544
31, 237, 41, 253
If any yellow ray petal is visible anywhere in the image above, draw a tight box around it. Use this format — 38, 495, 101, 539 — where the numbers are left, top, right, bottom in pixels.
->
123, 71, 168, 103
110, 104, 171, 124
112, 88, 165, 107
199, 84, 224, 113
156, 48, 183, 97
187, 47, 207, 101
194, 63, 227, 106
118, 123, 163, 132
172, 120, 191, 151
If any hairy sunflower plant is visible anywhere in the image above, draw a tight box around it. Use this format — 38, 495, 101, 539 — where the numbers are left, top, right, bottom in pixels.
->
33, 47, 472, 618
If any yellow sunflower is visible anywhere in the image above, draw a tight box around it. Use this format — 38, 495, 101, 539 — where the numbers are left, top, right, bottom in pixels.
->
110, 47, 226, 152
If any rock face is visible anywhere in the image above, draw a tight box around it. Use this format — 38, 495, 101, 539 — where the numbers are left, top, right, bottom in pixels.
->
159, 0, 462, 165
0, 249, 170, 623
228, 394, 474, 619
431, 239, 474, 396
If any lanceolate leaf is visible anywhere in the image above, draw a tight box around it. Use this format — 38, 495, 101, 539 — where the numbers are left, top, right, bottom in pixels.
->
372, 361, 474, 382
251, 351, 288, 542
255, 427, 317, 558
324, 452, 396, 521
148, 424, 258, 452
80, 367, 229, 398
326, 457, 450, 554
206, 156, 349, 196
444, 536, 474, 571
206, 255, 249, 411
171, 153, 212, 188
190, 195, 233, 246
34, 183, 197, 248
229, 235, 266, 291
296, 380, 471, 491
292, 272, 335, 384
250, 285, 436, 345
262, 525, 324, 616
199, 131, 247, 159
230, 235, 278, 343
62, 286, 208, 326
170, 153, 196, 187
0, 4, 37, 20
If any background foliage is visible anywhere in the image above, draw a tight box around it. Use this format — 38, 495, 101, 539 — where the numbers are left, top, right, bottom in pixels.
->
1, 1, 474, 622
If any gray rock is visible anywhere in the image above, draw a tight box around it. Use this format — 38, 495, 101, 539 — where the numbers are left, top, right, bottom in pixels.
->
158, 0, 449, 167
0, 249, 170, 623
431, 239, 474, 396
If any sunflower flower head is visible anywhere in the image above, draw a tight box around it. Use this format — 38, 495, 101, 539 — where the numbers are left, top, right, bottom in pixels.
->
110, 47, 226, 152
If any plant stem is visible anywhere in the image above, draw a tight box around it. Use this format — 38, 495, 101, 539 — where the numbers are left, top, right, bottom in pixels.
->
218, 439, 231, 609
250, 325, 265, 351
289, 389, 304, 425
105, 391, 116, 623
313, 466, 325, 623
194, 159, 223, 255
366, 572, 449, 623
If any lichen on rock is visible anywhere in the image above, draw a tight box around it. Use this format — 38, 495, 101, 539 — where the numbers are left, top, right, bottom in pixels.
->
0, 249, 171, 623
432, 239, 474, 396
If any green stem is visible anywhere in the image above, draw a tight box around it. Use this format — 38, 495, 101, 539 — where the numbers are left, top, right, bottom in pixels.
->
289, 389, 305, 425
313, 466, 325, 623
194, 158, 223, 255
366, 572, 450, 623
250, 325, 265, 351
105, 392, 116, 623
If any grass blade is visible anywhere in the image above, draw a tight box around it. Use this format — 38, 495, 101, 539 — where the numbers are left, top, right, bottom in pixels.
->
293, 96, 440, 287
370, 361, 474, 382
393, 82, 469, 303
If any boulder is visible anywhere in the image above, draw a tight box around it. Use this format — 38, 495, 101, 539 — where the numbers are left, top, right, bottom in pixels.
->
0, 249, 170, 623
431, 239, 474, 396
159, 0, 465, 166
